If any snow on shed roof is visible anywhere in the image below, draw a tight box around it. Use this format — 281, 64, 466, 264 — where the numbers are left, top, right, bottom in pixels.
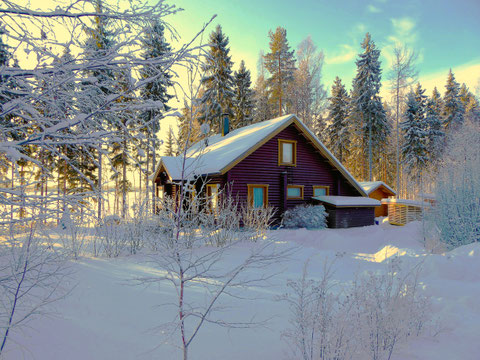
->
359, 181, 396, 196
153, 114, 368, 196
156, 156, 203, 181
313, 196, 381, 207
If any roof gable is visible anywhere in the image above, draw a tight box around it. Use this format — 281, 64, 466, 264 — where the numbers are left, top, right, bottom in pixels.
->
359, 181, 396, 196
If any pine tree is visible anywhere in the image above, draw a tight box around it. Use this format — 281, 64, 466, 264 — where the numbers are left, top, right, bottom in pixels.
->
401, 91, 428, 178
177, 103, 201, 153
140, 19, 174, 211
164, 126, 176, 156
443, 69, 464, 131
263, 27, 296, 116
232, 60, 254, 129
200, 25, 234, 133
326, 77, 350, 163
350, 33, 390, 181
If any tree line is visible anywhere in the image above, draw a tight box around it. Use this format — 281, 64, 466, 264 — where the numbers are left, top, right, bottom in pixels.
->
174, 26, 479, 197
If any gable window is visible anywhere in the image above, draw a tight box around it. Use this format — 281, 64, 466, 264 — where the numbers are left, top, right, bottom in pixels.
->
206, 184, 219, 210
287, 185, 304, 199
278, 139, 297, 166
247, 184, 269, 208
313, 185, 330, 197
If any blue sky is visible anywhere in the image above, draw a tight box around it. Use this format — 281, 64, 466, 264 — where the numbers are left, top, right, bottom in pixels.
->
168, 0, 480, 96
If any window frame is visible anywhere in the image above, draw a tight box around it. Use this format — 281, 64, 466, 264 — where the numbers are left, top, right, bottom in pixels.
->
287, 185, 304, 200
278, 139, 297, 166
206, 183, 219, 210
312, 185, 330, 197
247, 184, 269, 208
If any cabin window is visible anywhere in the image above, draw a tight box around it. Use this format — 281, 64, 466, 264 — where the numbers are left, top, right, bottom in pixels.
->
157, 185, 164, 199
313, 185, 330, 197
247, 184, 269, 208
206, 184, 219, 210
278, 139, 297, 166
287, 185, 304, 199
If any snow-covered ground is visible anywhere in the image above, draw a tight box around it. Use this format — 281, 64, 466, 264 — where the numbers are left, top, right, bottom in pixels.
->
5, 222, 480, 360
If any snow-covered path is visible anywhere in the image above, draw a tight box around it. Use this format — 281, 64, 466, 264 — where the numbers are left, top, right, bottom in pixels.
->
5, 222, 480, 360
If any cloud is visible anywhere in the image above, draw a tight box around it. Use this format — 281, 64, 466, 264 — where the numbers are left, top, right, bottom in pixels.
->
367, 4, 382, 13
325, 44, 357, 65
389, 17, 416, 43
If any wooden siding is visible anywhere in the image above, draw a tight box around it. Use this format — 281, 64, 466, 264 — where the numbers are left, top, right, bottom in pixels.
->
369, 188, 389, 217
324, 205, 375, 228
226, 123, 361, 222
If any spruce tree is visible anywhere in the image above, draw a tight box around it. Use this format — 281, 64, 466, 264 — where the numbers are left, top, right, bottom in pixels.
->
443, 69, 464, 131
350, 33, 389, 181
164, 126, 176, 156
232, 60, 254, 129
263, 27, 296, 116
326, 76, 350, 163
401, 91, 428, 178
199, 25, 234, 133
459, 83, 480, 125
425, 87, 445, 164
140, 20, 174, 211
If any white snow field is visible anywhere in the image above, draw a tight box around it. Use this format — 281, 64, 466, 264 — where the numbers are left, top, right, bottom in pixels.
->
4, 222, 480, 360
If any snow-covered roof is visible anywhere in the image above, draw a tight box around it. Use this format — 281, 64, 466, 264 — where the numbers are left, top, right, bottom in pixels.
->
156, 156, 203, 181
153, 114, 368, 196
359, 181, 396, 196
313, 196, 381, 207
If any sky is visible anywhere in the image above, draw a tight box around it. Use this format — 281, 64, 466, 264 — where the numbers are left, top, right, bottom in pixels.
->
166, 0, 480, 97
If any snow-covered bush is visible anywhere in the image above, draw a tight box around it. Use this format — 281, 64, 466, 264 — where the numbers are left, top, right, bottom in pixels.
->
282, 258, 430, 360
431, 122, 480, 249
241, 205, 276, 240
97, 223, 128, 258
0, 229, 67, 356
202, 195, 242, 246
282, 204, 327, 229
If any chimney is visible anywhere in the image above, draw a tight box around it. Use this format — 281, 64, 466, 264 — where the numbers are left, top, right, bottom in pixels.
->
221, 113, 229, 136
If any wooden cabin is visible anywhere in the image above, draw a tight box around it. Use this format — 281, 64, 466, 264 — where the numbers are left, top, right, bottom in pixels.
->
153, 114, 378, 228
359, 181, 396, 217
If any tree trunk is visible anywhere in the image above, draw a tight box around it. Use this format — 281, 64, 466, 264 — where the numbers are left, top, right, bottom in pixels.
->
122, 136, 127, 219
152, 138, 156, 214
98, 149, 102, 222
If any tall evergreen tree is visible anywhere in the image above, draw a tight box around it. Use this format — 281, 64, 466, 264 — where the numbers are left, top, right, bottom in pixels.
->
164, 126, 176, 156
459, 83, 480, 125
232, 60, 254, 129
263, 27, 296, 116
199, 25, 234, 133
140, 20, 174, 211
443, 69, 464, 131
425, 87, 445, 165
350, 33, 389, 181
326, 76, 350, 163
401, 91, 428, 178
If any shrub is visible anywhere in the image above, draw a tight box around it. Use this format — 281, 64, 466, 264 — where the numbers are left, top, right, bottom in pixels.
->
282, 204, 327, 229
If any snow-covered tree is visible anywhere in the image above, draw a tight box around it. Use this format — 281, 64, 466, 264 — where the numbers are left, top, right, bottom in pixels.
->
289, 36, 326, 130
253, 51, 273, 123
350, 33, 390, 181
199, 25, 234, 134
425, 88, 445, 165
232, 60, 254, 129
140, 19, 175, 212
164, 126, 176, 156
264, 27, 296, 116
401, 90, 427, 179
459, 83, 480, 125
432, 121, 480, 249
443, 69, 464, 132
387, 44, 418, 192
326, 76, 350, 163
